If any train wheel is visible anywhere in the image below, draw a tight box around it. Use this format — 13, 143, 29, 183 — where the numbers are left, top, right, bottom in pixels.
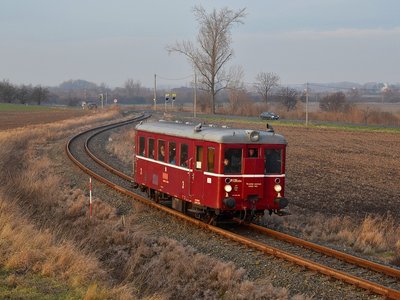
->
237, 210, 254, 224
205, 211, 217, 226
154, 191, 160, 203
147, 188, 154, 200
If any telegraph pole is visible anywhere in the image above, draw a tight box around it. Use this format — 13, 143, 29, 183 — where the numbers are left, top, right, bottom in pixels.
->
305, 82, 309, 126
153, 74, 157, 110
193, 71, 197, 118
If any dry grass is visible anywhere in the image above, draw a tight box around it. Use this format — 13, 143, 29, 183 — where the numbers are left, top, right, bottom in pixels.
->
265, 213, 400, 265
106, 129, 136, 165
0, 110, 306, 299
216, 99, 400, 126
0, 110, 137, 299
121, 232, 290, 299
279, 103, 400, 126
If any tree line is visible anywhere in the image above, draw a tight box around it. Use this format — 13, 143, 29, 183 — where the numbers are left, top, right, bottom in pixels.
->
0, 80, 49, 105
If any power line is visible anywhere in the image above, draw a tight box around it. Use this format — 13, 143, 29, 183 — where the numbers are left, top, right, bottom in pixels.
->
157, 74, 193, 81
243, 81, 388, 92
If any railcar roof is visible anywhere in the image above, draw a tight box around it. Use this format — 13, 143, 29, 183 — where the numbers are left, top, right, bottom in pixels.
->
135, 121, 287, 145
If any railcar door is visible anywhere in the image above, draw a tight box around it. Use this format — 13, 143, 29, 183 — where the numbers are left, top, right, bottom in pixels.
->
189, 143, 205, 205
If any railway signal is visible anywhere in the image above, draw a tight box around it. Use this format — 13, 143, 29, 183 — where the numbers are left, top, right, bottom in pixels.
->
164, 93, 170, 112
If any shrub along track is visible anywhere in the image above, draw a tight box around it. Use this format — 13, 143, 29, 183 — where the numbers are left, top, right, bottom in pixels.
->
66, 117, 400, 299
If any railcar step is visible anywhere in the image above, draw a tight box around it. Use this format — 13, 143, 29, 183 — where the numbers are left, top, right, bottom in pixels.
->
187, 208, 206, 214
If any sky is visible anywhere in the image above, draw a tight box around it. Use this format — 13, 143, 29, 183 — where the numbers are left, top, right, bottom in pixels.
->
1, 0, 399, 88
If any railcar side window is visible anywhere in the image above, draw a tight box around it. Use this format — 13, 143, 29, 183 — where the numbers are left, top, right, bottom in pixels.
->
158, 140, 166, 161
180, 144, 189, 167
139, 136, 145, 156
264, 149, 282, 174
148, 138, 155, 159
224, 148, 242, 174
196, 146, 203, 170
207, 147, 215, 172
169, 142, 176, 165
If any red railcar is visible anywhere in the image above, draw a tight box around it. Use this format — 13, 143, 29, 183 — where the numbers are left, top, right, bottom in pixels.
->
133, 121, 289, 222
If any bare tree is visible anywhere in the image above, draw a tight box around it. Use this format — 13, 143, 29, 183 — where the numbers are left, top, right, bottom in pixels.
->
31, 85, 49, 105
0, 80, 17, 103
226, 66, 246, 114
279, 87, 298, 111
254, 72, 280, 106
320, 92, 347, 112
166, 6, 246, 114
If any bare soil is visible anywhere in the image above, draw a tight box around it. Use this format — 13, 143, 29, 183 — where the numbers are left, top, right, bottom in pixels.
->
0, 109, 88, 130
270, 125, 399, 220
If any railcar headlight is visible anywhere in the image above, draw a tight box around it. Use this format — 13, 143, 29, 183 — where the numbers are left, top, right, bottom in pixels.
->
224, 184, 233, 193
245, 130, 260, 142
274, 184, 282, 193
250, 131, 260, 142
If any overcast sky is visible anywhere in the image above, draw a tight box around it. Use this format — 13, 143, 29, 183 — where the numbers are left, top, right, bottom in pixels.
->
1, 0, 399, 88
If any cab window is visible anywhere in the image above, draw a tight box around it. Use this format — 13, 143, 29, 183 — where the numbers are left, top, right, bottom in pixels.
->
264, 149, 282, 174
248, 148, 258, 158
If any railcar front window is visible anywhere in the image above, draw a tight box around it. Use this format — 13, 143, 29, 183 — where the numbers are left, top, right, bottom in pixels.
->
248, 148, 258, 158
139, 137, 145, 156
148, 138, 155, 159
264, 149, 282, 174
224, 148, 242, 174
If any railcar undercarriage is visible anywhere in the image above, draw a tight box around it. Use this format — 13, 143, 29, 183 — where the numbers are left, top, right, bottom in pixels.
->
136, 184, 266, 225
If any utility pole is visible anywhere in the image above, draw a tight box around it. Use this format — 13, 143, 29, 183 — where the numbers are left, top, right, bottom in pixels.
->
305, 82, 309, 126
153, 74, 157, 110
193, 71, 197, 118
99, 93, 104, 108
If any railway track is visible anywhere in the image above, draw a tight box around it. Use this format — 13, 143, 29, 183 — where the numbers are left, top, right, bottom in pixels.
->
66, 117, 400, 299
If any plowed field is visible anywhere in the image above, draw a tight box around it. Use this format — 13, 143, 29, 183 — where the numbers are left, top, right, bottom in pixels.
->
273, 125, 400, 220
0, 109, 87, 130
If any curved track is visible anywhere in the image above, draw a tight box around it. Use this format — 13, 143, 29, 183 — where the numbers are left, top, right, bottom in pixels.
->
66, 117, 400, 299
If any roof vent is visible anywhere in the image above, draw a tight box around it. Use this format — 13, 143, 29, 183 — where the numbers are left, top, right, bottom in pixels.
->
266, 123, 275, 133
194, 123, 202, 132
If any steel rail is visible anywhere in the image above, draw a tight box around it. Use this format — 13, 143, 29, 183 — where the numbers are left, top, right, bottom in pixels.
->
84, 115, 150, 181
66, 119, 400, 300
235, 220, 400, 280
